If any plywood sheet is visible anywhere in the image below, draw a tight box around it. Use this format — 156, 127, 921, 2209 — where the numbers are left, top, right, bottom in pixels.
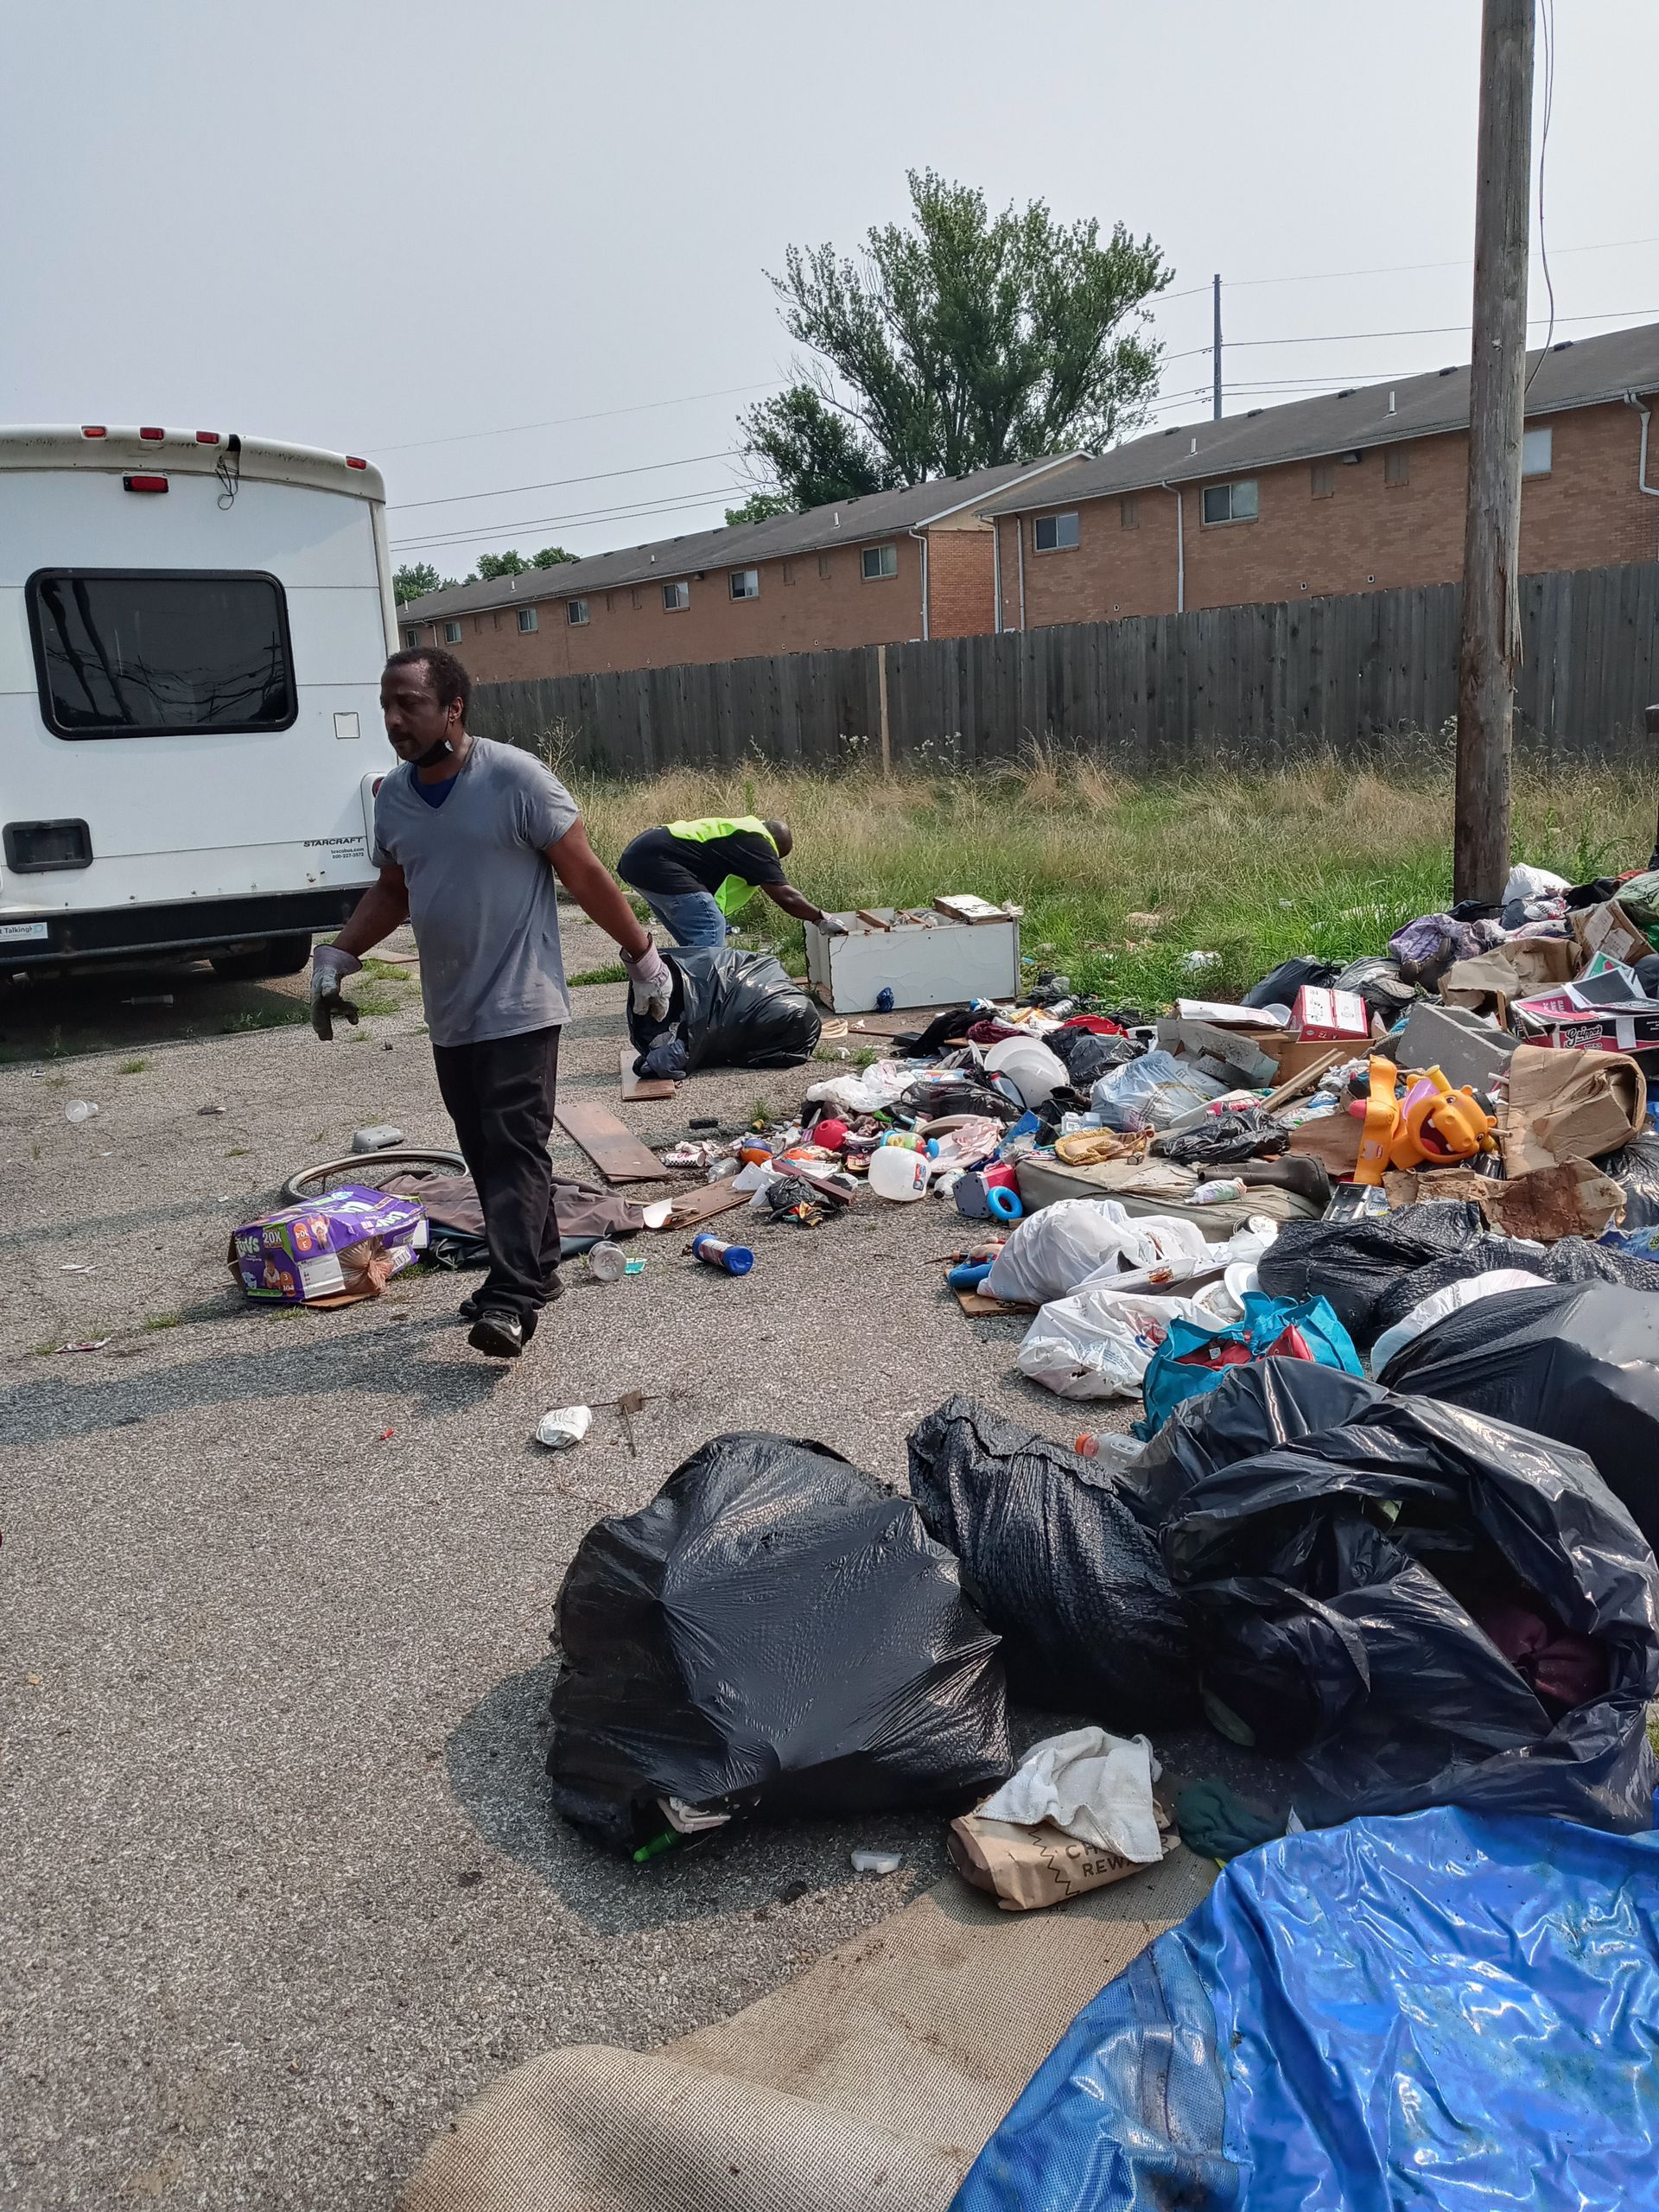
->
555, 1103, 667, 1184
619, 1046, 678, 1103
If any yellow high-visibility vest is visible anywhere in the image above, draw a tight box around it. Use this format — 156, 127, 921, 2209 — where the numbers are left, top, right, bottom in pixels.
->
666, 816, 779, 918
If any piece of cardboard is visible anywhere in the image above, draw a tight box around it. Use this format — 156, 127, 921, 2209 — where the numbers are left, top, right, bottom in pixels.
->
1573, 899, 1650, 971
1287, 1109, 1363, 1172
1496, 936, 1580, 991
1263, 1034, 1363, 1083
229, 1184, 427, 1304
1501, 1043, 1646, 1173
1440, 953, 1524, 1016
948, 1802, 1179, 1913
1385, 1157, 1627, 1241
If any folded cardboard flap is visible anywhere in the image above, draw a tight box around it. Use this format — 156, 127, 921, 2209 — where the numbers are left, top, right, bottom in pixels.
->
1501, 1044, 1646, 1175
1383, 1155, 1628, 1241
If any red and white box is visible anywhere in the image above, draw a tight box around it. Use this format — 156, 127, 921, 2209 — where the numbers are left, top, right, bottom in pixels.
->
1293, 986, 1370, 1042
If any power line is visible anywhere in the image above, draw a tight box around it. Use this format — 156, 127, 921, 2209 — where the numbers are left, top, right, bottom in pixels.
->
388, 448, 741, 512
1160, 232, 1659, 303
369, 381, 779, 456
390, 487, 745, 553
1160, 305, 1659, 365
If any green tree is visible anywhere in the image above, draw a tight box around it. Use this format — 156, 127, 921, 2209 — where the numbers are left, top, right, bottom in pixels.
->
530, 544, 578, 569
724, 490, 795, 526
467, 546, 578, 582
393, 561, 444, 603
740, 169, 1169, 503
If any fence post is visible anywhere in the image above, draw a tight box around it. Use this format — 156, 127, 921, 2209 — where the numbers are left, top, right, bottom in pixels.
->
877, 643, 892, 776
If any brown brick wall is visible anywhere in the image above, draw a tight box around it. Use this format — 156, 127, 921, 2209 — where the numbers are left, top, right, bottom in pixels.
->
1003, 395, 1659, 630
406, 526, 975, 683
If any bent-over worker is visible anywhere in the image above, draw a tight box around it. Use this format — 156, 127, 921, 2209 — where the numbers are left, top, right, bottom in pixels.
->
308, 647, 671, 1362
616, 815, 846, 948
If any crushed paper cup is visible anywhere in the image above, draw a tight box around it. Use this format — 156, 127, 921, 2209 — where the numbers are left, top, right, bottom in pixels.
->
536, 1405, 594, 1450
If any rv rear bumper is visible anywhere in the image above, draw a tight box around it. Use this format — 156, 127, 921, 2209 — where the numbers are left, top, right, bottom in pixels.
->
0, 887, 365, 970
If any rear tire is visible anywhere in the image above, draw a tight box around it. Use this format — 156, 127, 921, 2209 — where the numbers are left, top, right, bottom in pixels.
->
280, 1147, 467, 1206
210, 932, 314, 982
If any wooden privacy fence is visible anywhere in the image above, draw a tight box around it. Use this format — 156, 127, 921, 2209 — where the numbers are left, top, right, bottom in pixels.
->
469, 559, 1659, 778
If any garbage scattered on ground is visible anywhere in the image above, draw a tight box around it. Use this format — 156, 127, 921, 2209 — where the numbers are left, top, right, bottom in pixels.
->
350, 1124, 404, 1154
228, 1185, 427, 1305
537, 1406, 594, 1450
689, 1231, 753, 1274
55, 1338, 111, 1354
849, 1848, 904, 1876
64, 1100, 99, 1124
586, 1241, 628, 1282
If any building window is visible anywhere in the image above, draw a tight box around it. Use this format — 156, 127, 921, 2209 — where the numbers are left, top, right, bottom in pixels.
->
518, 607, 538, 633
782, 558, 795, 585
568, 599, 589, 626
1522, 424, 1553, 477
817, 551, 833, 579
404, 626, 422, 648
729, 568, 760, 601
1119, 496, 1138, 529
1384, 446, 1410, 488
444, 620, 462, 644
1033, 512, 1080, 551
663, 581, 690, 611
861, 543, 898, 581
1310, 462, 1334, 499
1202, 479, 1258, 524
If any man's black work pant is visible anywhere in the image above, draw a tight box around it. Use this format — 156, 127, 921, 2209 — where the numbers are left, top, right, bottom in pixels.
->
430, 1025, 562, 1327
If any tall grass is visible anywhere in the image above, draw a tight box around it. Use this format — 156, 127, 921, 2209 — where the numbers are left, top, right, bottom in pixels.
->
563, 741, 1653, 1007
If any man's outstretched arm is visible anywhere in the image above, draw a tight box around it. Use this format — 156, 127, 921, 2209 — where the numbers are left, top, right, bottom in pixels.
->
546, 822, 671, 1018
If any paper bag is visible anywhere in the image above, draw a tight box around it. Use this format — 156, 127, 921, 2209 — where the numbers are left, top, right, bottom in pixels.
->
1502, 1043, 1645, 1174
948, 1800, 1178, 1913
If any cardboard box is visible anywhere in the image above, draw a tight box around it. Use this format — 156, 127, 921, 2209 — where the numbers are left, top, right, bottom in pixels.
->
1572, 899, 1650, 971
1501, 1044, 1646, 1173
948, 1799, 1178, 1912
1293, 986, 1369, 1042
229, 1183, 427, 1305
1384, 1157, 1627, 1240
1511, 991, 1659, 1054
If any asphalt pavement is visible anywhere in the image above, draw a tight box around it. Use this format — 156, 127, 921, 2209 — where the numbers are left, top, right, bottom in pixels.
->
1, 913, 1169, 2209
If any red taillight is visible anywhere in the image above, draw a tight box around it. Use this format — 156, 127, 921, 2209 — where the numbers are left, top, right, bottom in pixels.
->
123, 474, 168, 493
138, 427, 164, 442
81, 424, 107, 438
194, 430, 220, 445
346, 455, 367, 469
371, 776, 385, 794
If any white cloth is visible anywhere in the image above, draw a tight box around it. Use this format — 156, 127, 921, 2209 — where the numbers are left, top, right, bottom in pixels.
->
804, 1059, 916, 1115
984, 1199, 1206, 1307
977, 1728, 1164, 1863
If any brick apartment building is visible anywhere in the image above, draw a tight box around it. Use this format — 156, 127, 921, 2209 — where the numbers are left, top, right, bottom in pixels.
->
397, 457, 1079, 682
978, 320, 1659, 630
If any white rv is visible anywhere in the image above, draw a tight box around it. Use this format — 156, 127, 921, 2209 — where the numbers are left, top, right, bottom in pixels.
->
0, 423, 397, 979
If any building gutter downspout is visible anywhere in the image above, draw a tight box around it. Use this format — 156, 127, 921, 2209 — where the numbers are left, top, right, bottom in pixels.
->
1160, 479, 1185, 613
992, 520, 1001, 633
907, 525, 930, 639
1626, 392, 1659, 497
1016, 519, 1027, 630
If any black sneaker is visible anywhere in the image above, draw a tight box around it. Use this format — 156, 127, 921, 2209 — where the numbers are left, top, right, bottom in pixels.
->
467, 1311, 525, 1360
460, 1273, 563, 1324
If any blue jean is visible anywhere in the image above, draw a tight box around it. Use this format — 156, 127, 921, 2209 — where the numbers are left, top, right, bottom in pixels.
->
639, 888, 728, 949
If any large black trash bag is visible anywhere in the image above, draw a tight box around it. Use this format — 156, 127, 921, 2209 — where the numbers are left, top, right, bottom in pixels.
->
1376, 1233, 1659, 1332
1118, 1360, 1388, 1529
906, 1396, 1198, 1729
1598, 1135, 1659, 1229
1382, 1281, 1659, 1551
1241, 956, 1335, 1011
1158, 1107, 1289, 1167
628, 946, 821, 1072
547, 1431, 1011, 1852
1257, 1202, 1491, 1342
1046, 1027, 1143, 1088
1160, 1393, 1659, 1831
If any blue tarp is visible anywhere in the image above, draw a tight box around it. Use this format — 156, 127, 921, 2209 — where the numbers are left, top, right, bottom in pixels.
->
954, 1806, 1659, 2212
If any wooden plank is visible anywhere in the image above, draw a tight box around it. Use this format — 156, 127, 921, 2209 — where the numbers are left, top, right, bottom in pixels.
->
619, 1045, 677, 1103
957, 1287, 1037, 1318
667, 1180, 753, 1229
554, 1102, 667, 1184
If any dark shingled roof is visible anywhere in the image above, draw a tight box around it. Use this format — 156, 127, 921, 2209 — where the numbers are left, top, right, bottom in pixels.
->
397, 454, 1081, 625
976, 319, 1659, 517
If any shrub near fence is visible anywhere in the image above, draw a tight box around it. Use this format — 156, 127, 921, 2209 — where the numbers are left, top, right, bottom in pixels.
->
468, 561, 1659, 778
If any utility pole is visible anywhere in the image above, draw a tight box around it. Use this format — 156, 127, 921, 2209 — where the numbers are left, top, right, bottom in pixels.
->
1454, 0, 1535, 905
1212, 274, 1223, 420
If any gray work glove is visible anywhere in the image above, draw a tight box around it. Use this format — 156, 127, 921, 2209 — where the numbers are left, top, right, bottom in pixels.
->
817, 915, 850, 937
309, 944, 363, 1041
625, 938, 674, 1024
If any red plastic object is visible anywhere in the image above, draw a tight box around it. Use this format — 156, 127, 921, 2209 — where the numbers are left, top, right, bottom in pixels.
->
1293, 985, 1369, 1042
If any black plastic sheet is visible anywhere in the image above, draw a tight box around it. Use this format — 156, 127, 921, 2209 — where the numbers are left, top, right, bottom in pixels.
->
1160, 1392, 1659, 1829
1241, 956, 1335, 1011
907, 1396, 1198, 1729
1599, 1135, 1659, 1229
1381, 1280, 1659, 1551
1158, 1107, 1290, 1166
628, 946, 821, 1071
547, 1431, 1010, 1851
1257, 1202, 1492, 1340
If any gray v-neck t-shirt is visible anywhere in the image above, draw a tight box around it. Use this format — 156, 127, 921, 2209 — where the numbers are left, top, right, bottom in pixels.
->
372, 735, 580, 1047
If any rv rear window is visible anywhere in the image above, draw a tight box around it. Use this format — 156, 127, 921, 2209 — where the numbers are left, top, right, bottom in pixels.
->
26, 569, 297, 740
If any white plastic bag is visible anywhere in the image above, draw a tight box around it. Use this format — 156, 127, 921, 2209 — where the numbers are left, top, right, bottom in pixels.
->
1069, 1214, 1278, 1306
976, 1728, 1164, 1862
985, 1198, 1176, 1306
1370, 1267, 1551, 1376
1015, 1286, 1224, 1401
1503, 861, 1570, 904
1090, 1051, 1225, 1132
804, 1058, 915, 1116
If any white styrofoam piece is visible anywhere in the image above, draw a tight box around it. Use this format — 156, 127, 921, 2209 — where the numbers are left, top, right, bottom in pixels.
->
804, 910, 1021, 1013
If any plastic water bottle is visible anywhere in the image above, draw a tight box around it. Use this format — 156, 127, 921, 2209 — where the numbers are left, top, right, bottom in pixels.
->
586, 1242, 627, 1281
1191, 1177, 1249, 1206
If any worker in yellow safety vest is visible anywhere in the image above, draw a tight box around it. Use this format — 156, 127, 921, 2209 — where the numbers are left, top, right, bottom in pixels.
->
616, 815, 846, 948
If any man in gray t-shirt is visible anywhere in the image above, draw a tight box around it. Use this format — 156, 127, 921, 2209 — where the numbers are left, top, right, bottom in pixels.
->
308, 646, 671, 1361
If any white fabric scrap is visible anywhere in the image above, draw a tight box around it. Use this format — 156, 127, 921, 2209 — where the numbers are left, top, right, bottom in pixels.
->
978, 1728, 1164, 1862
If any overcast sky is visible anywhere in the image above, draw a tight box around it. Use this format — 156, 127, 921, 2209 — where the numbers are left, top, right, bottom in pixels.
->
5, 1, 1655, 576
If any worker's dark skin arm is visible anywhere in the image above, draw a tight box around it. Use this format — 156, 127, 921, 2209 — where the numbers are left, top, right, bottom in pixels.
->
545, 822, 652, 961
762, 880, 831, 927
332, 864, 410, 957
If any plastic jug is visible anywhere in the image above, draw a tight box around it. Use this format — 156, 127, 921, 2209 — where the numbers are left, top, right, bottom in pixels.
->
868, 1143, 931, 1202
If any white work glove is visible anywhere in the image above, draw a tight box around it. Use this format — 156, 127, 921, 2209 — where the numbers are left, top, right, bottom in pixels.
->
625, 938, 674, 1024
309, 944, 363, 1041
817, 914, 849, 938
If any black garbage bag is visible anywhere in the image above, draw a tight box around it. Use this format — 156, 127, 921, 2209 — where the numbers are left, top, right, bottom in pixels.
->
1118, 1360, 1388, 1529
1599, 1135, 1659, 1229
1380, 1280, 1659, 1551
547, 1432, 1010, 1852
906, 1396, 1198, 1729
629, 946, 821, 1071
1374, 1232, 1659, 1333
901, 1077, 1022, 1125
1158, 1106, 1290, 1166
1160, 1392, 1659, 1830
1257, 1201, 1491, 1342
1241, 956, 1336, 1011
1046, 1026, 1143, 1088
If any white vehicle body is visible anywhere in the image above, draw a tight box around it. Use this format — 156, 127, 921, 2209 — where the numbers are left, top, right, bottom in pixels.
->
0, 424, 397, 974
